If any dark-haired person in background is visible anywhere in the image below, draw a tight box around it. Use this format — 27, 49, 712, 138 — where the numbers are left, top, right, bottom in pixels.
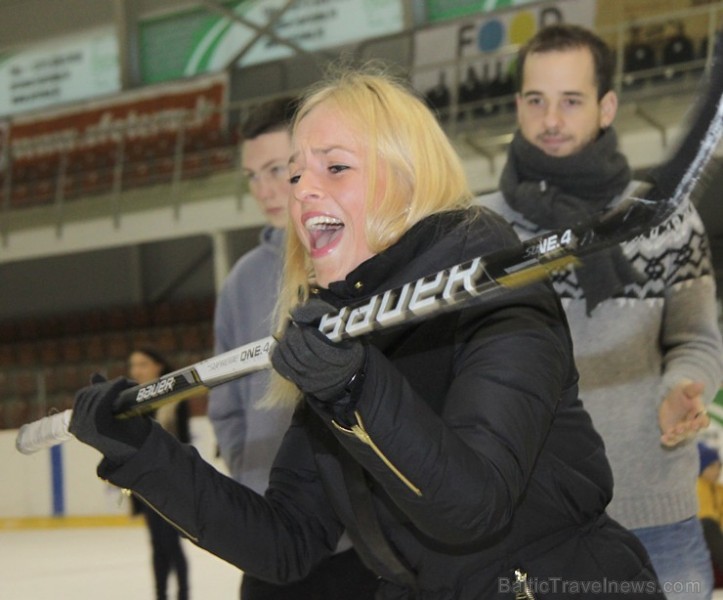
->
478, 24, 723, 599
207, 98, 376, 599
128, 347, 191, 600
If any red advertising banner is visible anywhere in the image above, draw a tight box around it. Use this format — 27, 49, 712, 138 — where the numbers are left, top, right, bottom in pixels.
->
9, 74, 228, 160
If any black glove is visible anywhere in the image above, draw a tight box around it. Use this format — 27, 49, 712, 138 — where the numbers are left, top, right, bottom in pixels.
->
69, 374, 152, 463
271, 298, 365, 402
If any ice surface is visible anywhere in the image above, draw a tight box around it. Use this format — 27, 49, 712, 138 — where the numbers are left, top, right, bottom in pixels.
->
0, 525, 240, 599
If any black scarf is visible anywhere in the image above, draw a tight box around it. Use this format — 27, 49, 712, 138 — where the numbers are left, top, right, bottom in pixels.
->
500, 127, 642, 315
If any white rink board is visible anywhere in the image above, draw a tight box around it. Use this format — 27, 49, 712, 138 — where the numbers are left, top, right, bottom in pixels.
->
0, 416, 226, 518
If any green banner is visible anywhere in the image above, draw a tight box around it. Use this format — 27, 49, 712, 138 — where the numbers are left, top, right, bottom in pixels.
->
139, 0, 404, 85
426, 0, 538, 23
710, 389, 723, 427
140, 8, 219, 85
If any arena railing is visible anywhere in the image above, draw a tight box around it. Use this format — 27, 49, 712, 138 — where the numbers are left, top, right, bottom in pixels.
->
0, 3, 720, 223
1, 4, 722, 427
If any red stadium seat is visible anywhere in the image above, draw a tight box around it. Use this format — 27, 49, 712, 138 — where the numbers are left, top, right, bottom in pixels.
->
85, 336, 106, 361
14, 369, 37, 397
152, 302, 175, 326
10, 182, 32, 208
106, 307, 130, 331
129, 305, 152, 329
0, 319, 17, 341
130, 330, 153, 349
155, 327, 178, 353
62, 313, 87, 336
16, 342, 37, 367
106, 359, 127, 379
58, 364, 82, 392
196, 296, 216, 321
45, 367, 65, 394
0, 344, 14, 366
40, 315, 65, 338
106, 332, 130, 360
62, 338, 84, 363
177, 324, 203, 352
38, 339, 62, 365
2, 399, 30, 430
81, 167, 114, 196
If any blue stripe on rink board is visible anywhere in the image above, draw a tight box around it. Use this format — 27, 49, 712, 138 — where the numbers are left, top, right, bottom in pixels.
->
50, 444, 64, 516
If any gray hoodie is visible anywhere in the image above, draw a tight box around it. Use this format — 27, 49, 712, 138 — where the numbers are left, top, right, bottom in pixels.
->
208, 226, 290, 494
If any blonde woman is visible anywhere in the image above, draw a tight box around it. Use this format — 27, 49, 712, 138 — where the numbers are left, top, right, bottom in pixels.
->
69, 70, 662, 599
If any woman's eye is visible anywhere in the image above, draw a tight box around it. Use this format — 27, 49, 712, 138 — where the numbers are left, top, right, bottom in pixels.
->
289, 174, 300, 184
329, 164, 349, 174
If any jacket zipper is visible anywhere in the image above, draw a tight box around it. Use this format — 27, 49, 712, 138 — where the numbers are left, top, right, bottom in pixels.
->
332, 411, 423, 497
514, 569, 537, 600
120, 486, 200, 543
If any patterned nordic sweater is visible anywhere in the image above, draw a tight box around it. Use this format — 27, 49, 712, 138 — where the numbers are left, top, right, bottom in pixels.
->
477, 185, 723, 529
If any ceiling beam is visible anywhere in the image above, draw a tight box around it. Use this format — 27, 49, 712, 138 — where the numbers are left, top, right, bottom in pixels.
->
114, 0, 142, 89
197, 0, 333, 68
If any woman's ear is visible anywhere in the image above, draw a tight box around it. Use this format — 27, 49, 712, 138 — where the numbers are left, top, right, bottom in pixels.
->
599, 90, 618, 129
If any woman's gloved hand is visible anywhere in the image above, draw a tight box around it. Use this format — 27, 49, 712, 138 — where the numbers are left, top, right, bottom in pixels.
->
271, 298, 365, 402
69, 373, 152, 463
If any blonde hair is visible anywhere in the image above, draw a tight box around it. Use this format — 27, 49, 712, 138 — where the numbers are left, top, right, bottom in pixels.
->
264, 67, 472, 408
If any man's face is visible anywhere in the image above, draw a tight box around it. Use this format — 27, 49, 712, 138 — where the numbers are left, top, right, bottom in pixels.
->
241, 130, 292, 229
516, 47, 617, 157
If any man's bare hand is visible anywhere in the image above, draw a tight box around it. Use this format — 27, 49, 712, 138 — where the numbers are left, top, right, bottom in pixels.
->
658, 380, 709, 447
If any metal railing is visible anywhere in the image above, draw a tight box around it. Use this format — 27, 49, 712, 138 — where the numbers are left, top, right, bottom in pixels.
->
1, 3, 720, 228
1, 2, 723, 428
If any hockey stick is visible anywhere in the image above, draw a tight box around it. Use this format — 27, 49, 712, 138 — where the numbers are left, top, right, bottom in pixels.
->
8, 195, 707, 454
16, 34, 723, 455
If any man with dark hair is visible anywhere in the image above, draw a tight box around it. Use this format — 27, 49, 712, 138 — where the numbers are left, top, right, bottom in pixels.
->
479, 23, 723, 599
515, 22, 616, 102
208, 97, 376, 599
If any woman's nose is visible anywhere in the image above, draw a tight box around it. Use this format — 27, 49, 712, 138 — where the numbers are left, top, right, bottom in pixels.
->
293, 171, 323, 203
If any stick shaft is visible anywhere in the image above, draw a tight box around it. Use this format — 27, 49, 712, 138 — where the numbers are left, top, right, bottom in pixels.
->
8, 188, 705, 456
10, 195, 666, 455
15, 338, 275, 454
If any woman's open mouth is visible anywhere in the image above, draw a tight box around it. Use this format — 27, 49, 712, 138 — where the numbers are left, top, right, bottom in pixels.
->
305, 215, 345, 258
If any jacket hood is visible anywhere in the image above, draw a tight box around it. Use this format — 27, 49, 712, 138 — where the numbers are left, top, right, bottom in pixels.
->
259, 225, 285, 253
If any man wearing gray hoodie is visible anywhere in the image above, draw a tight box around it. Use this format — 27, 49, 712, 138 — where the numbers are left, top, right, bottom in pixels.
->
208, 98, 376, 599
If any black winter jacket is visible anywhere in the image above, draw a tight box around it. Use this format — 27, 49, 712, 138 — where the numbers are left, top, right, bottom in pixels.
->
100, 209, 662, 599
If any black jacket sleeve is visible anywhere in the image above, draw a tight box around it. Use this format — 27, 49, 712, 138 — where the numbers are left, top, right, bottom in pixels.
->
315, 283, 573, 546
98, 408, 344, 584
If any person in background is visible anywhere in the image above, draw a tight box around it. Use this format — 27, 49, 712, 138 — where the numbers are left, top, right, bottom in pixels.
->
207, 97, 376, 599
128, 347, 190, 600
698, 442, 723, 574
478, 24, 723, 599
